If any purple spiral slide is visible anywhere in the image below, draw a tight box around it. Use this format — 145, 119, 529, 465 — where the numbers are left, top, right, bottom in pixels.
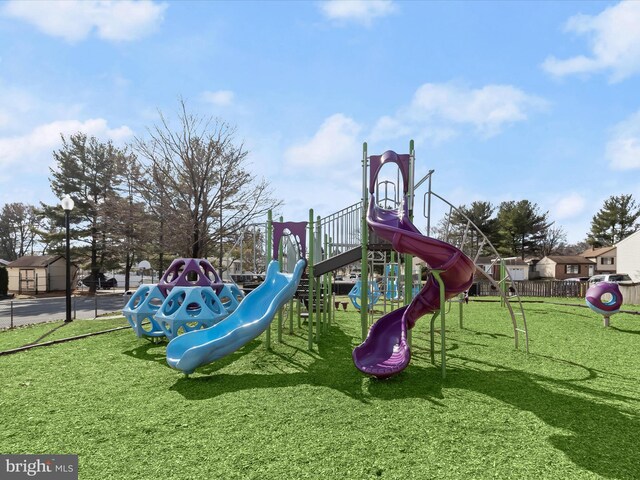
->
352, 151, 475, 378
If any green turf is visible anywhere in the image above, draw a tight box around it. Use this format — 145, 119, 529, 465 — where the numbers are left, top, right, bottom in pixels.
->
0, 317, 129, 352
0, 301, 638, 479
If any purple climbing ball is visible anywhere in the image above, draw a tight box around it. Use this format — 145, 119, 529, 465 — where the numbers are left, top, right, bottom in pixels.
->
585, 282, 623, 315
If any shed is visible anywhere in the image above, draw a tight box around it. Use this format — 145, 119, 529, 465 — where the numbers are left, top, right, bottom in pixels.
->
536, 255, 595, 280
615, 230, 640, 282
7, 255, 78, 294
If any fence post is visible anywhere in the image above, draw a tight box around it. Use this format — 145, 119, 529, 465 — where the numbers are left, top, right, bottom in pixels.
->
10, 300, 14, 329
94, 294, 98, 318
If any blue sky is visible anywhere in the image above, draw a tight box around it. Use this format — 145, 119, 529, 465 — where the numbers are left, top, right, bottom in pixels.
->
1, 0, 639, 244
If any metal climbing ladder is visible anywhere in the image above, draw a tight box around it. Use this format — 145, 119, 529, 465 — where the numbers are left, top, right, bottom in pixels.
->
424, 190, 530, 353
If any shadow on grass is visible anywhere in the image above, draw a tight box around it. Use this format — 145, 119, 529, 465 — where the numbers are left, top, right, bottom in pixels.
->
168, 325, 390, 403
23, 322, 69, 346
127, 319, 638, 478
611, 326, 640, 335
447, 364, 638, 480
122, 339, 263, 374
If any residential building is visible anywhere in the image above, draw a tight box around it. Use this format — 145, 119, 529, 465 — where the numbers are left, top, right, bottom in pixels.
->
536, 255, 595, 280
615, 230, 640, 282
580, 246, 616, 275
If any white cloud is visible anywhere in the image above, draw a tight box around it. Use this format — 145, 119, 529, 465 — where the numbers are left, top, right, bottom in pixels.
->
284, 114, 362, 167
552, 193, 586, 220
202, 90, 235, 107
606, 110, 640, 170
319, 0, 397, 26
371, 82, 547, 142
2, 0, 167, 42
0, 119, 133, 169
542, 1, 640, 82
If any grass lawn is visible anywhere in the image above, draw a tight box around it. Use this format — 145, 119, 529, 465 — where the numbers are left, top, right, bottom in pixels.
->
0, 316, 130, 352
0, 299, 638, 479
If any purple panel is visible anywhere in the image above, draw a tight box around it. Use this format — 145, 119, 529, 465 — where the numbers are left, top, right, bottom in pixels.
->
158, 258, 223, 296
352, 189, 476, 379
368, 150, 411, 196
272, 221, 307, 260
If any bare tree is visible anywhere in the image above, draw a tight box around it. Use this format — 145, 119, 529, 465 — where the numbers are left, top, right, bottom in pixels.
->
134, 100, 282, 272
538, 225, 567, 257
0, 203, 42, 260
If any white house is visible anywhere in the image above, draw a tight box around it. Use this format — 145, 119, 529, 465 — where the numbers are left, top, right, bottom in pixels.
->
615, 230, 640, 282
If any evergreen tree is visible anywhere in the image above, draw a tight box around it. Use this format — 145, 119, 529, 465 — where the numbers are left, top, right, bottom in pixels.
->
587, 194, 640, 247
41, 133, 132, 292
436, 201, 499, 257
496, 200, 551, 259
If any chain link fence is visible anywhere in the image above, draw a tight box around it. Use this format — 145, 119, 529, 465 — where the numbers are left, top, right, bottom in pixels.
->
0, 293, 129, 330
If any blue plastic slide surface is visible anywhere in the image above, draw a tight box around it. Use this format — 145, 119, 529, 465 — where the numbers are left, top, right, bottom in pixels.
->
166, 259, 306, 374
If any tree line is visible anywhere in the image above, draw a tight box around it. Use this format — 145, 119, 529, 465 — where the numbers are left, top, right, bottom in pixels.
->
0, 101, 278, 291
433, 194, 640, 260
1, 100, 639, 288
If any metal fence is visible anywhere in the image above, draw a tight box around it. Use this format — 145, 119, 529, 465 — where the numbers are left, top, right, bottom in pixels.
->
0, 293, 129, 330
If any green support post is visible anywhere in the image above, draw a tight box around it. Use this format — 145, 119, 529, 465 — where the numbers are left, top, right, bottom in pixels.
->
405, 254, 413, 347
308, 210, 314, 350
428, 270, 447, 379
459, 293, 464, 329
288, 298, 294, 335
360, 142, 369, 341
277, 216, 284, 343
323, 233, 330, 333
405, 140, 416, 346
500, 259, 506, 308
315, 215, 322, 342
265, 210, 273, 350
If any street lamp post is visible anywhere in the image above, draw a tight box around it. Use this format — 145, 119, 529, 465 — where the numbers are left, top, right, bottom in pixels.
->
61, 194, 75, 323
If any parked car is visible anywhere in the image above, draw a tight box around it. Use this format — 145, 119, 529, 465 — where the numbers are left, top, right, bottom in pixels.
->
81, 273, 118, 289
588, 273, 632, 285
565, 277, 589, 282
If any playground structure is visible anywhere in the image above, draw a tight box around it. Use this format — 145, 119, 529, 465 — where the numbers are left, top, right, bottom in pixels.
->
122, 258, 245, 341
347, 280, 381, 311
121, 139, 530, 378
585, 282, 623, 327
304, 141, 529, 378
352, 150, 476, 378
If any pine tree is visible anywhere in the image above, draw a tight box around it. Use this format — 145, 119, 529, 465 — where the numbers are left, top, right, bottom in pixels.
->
587, 194, 640, 247
438, 201, 499, 257
40, 133, 132, 292
496, 200, 551, 259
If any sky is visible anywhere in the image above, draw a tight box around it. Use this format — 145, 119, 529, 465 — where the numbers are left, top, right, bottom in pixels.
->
1, 0, 640, 244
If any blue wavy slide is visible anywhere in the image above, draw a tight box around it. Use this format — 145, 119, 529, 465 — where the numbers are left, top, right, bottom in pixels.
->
166, 259, 306, 374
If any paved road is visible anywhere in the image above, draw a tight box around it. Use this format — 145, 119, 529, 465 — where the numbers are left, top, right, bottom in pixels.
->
0, 293, 129, 329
